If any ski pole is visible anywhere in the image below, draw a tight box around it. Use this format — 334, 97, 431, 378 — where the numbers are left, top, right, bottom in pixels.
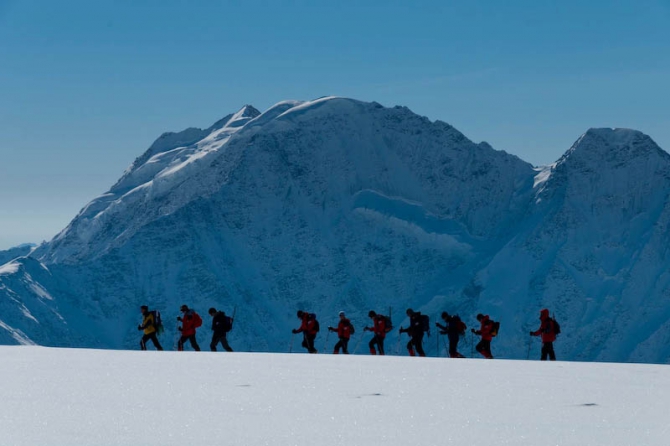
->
470, 331, 474, 357
229, 305, 238, 343
289, 333, 295, 353
174, 321, 181, 351
435, 332, 440, 358
353, 331, 365, 354
435, 316, 440, 358
323, 330, 330, 352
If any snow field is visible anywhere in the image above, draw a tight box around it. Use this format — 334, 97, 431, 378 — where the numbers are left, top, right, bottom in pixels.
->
1, 346, 669, 446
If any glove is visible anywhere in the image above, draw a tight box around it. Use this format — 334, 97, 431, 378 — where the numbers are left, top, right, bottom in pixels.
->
292, 329, 298, 334
471, 328, 476, 333
529, 331, 534, 336
328, 326, 335, 332
364, 327, 370, 332
177, 316, 182, 322
137, 325, 142, 331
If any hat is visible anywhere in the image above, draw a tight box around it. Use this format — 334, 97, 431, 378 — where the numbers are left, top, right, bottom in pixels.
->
180, 305, 189, 312
208, 307, 216, 314
339, 311, 345, 316
368, 310, 376, 317
297, 310, 304, 318
140, 305, 148, 311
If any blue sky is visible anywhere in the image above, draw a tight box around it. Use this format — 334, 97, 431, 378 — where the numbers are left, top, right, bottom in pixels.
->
1, 0, 669, 249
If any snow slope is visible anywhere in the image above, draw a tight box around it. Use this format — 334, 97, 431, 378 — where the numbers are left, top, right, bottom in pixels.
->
1, 346, 669, 446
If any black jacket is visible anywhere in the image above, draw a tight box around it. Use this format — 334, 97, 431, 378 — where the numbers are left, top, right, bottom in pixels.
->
437, 315, 462, 337
211, 312, 231, 336
401, 312, 425, 337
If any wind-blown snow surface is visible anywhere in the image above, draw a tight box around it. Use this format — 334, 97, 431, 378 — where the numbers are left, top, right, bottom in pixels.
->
2, 97, 670, 363
1, 346, 669, 446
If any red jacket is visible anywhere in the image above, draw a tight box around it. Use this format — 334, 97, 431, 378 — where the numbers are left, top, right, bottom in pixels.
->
180, 311, 198, 337
337, 318, 353, 340
296, 313, 319, 336
476, 315, 494, 341
532, 309, 556, 343
371, 315, 387, 338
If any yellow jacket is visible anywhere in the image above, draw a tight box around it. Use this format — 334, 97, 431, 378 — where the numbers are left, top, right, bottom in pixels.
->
141, 313, 156, 335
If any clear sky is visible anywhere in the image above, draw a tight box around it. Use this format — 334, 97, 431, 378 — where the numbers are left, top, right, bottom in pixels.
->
1, 0, 669, 249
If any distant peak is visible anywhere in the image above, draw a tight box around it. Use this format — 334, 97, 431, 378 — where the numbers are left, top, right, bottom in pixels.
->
11, 243, 36, 249
558, 127, 665, 168
223, 104, 261, 129
238, 104, 261, 118
581, 128, 655, 149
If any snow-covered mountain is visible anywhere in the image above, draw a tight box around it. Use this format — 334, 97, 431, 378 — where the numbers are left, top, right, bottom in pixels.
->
478, 128, 670, 362
1, 97, 668, 362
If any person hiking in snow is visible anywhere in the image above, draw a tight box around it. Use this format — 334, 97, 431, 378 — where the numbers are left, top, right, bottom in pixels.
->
471, 313, 494, 359
328, 311, 354, 354
363, 310, 389, 355
177, 304, 201, 351
208, 307, 233, 352
436, 311, 466, 358
399, 308, 427, 357
292, 310, 319, 354
530, 308, 557, 361
138, 305, 163, 351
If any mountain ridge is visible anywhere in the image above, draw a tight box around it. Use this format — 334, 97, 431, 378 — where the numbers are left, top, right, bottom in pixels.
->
2, 97, 670, 363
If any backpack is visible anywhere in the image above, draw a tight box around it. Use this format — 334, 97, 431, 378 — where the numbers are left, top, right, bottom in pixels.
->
348, 321, 355, 335
489, 319, 500, 337
192, 311, 203, 328
420, 314, 430, 334
381, 315, 393, 333
223, 315, 233, 333
452, 315, 466, 335
308, 313, 320, 332
150, 310, 164, 335
551, 318, 561, 335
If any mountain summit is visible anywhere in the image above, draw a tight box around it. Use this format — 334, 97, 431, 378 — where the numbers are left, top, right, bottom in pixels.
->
2, 98, 670, 363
